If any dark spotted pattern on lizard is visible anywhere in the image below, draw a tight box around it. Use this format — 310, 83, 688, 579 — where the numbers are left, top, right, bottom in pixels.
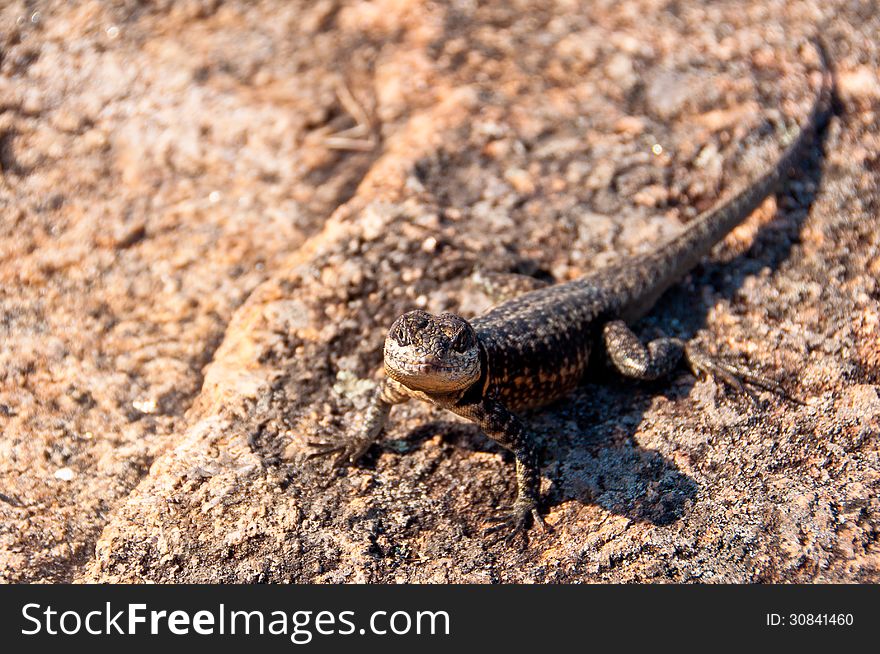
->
309, 42, 834, 540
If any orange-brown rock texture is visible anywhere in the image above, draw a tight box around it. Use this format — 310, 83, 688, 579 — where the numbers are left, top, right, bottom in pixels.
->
1, 0, 878, 583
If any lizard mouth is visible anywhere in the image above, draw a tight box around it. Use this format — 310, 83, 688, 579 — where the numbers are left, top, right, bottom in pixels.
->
384, 355, 478, 392
390, 356, 456, 373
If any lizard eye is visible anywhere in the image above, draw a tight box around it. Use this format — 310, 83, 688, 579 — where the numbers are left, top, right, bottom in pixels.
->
451, 329, 472, 353
390, 319, 409, 345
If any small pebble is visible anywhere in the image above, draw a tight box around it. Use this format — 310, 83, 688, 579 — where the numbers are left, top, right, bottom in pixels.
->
54, 467, 75, 481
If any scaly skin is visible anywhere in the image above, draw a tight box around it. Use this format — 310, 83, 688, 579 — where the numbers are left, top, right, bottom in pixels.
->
309, 42, 833, 541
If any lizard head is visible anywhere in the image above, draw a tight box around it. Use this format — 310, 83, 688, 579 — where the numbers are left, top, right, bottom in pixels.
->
383, 310, 481, 393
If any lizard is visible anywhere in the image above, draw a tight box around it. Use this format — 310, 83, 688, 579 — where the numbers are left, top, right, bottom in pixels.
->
309, 41, 833, 540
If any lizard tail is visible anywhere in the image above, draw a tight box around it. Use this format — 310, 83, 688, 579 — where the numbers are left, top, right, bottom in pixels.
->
614, 38, 834, 323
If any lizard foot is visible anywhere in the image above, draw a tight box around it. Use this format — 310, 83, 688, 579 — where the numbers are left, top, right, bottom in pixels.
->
483, 501, 547, 544
306, 438, 374, 468
684, 344, 803, 405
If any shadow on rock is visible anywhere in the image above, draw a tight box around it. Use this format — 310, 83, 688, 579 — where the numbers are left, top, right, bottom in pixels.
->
542, 380, 700, 527
397, 378, 698, 528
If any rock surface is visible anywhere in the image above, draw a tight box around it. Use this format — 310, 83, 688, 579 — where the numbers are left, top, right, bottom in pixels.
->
1, 1, 878, 583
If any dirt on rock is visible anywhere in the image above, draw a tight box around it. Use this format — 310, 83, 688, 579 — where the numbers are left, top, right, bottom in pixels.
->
1, 1, 878, 583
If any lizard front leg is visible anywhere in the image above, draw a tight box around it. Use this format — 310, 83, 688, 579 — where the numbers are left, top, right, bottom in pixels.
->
602, 319, 797, 401
451, 396, 545, 539
308, 378, 410, 467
